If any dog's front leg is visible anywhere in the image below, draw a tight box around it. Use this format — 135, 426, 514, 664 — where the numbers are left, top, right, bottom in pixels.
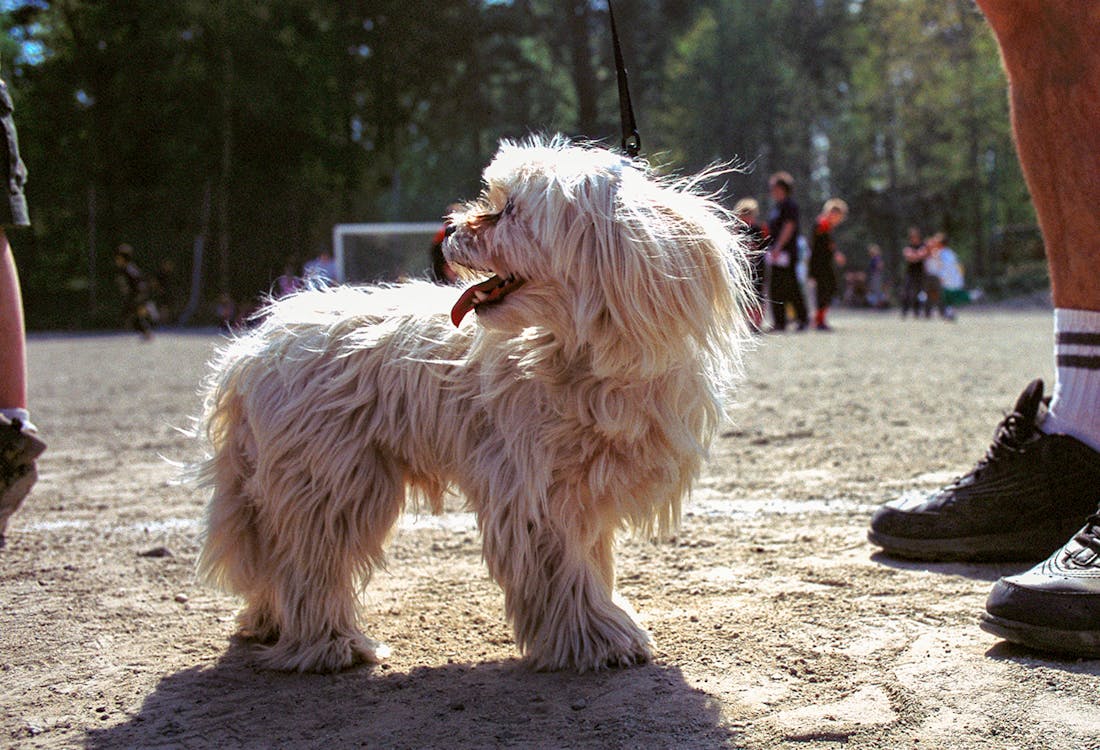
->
482, 506, 652, 672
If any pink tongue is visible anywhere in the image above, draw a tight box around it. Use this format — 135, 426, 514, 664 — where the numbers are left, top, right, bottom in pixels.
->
450, 275, 505, 327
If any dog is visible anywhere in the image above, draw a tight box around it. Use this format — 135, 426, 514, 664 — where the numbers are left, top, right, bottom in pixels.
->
195, 136, 755, 673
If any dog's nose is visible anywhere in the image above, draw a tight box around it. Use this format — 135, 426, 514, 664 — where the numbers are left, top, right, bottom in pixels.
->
445, 224, 457, 237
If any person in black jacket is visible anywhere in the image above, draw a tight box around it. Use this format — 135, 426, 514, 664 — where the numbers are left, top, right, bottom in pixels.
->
765, 172, 808, 332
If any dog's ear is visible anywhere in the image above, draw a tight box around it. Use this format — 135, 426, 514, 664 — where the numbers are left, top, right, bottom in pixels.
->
568, 172, 745, 380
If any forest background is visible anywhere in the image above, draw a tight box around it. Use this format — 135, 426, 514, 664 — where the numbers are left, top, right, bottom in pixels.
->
1, 0, 1042, 329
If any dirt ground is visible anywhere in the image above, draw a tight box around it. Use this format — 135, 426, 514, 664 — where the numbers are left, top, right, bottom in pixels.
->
3, 309, 1099, 749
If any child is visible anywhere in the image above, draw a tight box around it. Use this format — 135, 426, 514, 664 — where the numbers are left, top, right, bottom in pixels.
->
809, 198, 848, 330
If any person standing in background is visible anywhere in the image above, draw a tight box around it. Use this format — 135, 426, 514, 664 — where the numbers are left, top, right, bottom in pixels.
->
765, 172, 808, 332
733, 197, 769, 331
866, 244, 886, 308
809, 198, 848, 331
900, 226, 927, 319
933, 233, 964, 320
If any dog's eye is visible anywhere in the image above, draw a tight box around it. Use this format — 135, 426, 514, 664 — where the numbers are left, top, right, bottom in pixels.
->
502, 197, 515, 216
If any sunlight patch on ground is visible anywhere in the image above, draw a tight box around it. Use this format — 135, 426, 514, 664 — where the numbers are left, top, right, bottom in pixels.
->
19, 492, 874, 538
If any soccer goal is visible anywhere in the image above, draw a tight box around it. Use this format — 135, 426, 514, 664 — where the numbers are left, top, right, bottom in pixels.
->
332, 222, 443, 283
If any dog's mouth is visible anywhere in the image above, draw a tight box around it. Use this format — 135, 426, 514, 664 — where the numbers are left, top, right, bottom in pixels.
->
450, 272, 526, 326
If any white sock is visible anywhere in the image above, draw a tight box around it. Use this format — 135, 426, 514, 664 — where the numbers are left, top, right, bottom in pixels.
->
0, 407, 35, 433
1043, 308, 1100, 452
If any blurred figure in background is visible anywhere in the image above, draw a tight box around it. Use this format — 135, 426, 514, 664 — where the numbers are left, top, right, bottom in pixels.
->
866, 244, 886, 308
274, 258, 303, 298
765, 171, 808, 332
934, 233, 965, 319
733, 197, 769, 331
900, 226, 927, 319
303, 250, 338, 286
151, 259, 180, 325
430, 204, 463, 284
922, 233, 958, 321
922, 235, 945, 319
809, 198, 848, 331
214, 293, 238, 331
113, 244, 157, 340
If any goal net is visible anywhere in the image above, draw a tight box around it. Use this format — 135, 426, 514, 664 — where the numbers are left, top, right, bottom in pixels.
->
332, 222, 443, 283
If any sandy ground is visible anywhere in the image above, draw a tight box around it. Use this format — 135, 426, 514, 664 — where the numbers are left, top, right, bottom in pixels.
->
3, 309, 1099, 749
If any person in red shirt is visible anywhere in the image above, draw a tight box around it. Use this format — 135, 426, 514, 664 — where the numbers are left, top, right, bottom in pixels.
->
808, 198, 848, 331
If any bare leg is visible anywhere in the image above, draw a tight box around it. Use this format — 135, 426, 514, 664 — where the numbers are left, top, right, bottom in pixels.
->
0, 229, 44, 542
977, 0, 1100, 310
868, 1, 1100, 564
974, 0, 1100, 659
0, 228, 27, 409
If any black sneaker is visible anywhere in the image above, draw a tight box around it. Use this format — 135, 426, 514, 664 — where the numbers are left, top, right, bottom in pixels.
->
867, 379, 1100, 561
981, 512, 1100, 658
0, 415, 46, 545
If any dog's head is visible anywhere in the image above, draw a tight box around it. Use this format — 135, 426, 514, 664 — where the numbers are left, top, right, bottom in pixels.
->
444, 136, 754, 379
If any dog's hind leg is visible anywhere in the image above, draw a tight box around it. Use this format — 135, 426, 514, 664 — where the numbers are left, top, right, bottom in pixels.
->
198, 402, 282, 644
254, 451, 405, 673
483, 512, 652, 672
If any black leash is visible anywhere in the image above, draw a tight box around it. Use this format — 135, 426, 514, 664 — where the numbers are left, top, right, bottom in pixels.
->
608, 1, 640, 158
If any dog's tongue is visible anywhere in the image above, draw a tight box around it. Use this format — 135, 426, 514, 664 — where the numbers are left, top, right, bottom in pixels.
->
451, 275, 506, 327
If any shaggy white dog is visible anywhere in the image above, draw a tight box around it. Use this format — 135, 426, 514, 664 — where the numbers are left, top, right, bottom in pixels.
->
196, 137, 755, 673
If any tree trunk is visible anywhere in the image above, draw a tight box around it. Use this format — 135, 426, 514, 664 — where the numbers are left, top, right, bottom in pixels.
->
569, 1, 598, 138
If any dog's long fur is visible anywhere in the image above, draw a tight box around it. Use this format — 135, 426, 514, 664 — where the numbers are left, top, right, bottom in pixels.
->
196, 137, 755, 672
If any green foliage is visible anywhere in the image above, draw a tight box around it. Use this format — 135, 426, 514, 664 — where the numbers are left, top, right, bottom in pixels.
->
1, 0, 1037, 328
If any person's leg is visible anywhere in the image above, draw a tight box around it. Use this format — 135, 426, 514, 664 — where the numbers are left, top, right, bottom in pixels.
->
0, 229, 28, 410
978, 2, 1100, 313
901, 275, 918, 318
790, 277, 809, 330
868, 0, 1100, 655
982, 2, 1100, 452
0, 232, 45, 544
0, 77, 45, 544
870, 0, 1100, 562
815, 276, 836, 330
930, 278, 944, 319
769, 273, 788, 331
971, 0, 1100, 656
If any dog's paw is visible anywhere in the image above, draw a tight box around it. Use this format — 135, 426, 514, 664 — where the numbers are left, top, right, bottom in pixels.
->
603, 634, 653, 669
237, 606, 280, 644
258, 632, 392, 673
526, 616, 653, 672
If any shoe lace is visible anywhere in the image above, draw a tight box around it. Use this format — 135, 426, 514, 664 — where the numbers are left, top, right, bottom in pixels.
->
949, 410, 1033, 486
1074, 514, 1100, 554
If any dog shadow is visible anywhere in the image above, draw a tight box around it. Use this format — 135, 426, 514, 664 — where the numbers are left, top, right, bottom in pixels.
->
84, 639, 741, 749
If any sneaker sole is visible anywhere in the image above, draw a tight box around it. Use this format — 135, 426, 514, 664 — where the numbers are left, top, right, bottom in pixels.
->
866, 519, 1077, 563
980, 613, 1100, 659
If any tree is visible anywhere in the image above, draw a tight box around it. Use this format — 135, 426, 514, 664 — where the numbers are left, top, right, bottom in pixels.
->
0, 0, 1036, 328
